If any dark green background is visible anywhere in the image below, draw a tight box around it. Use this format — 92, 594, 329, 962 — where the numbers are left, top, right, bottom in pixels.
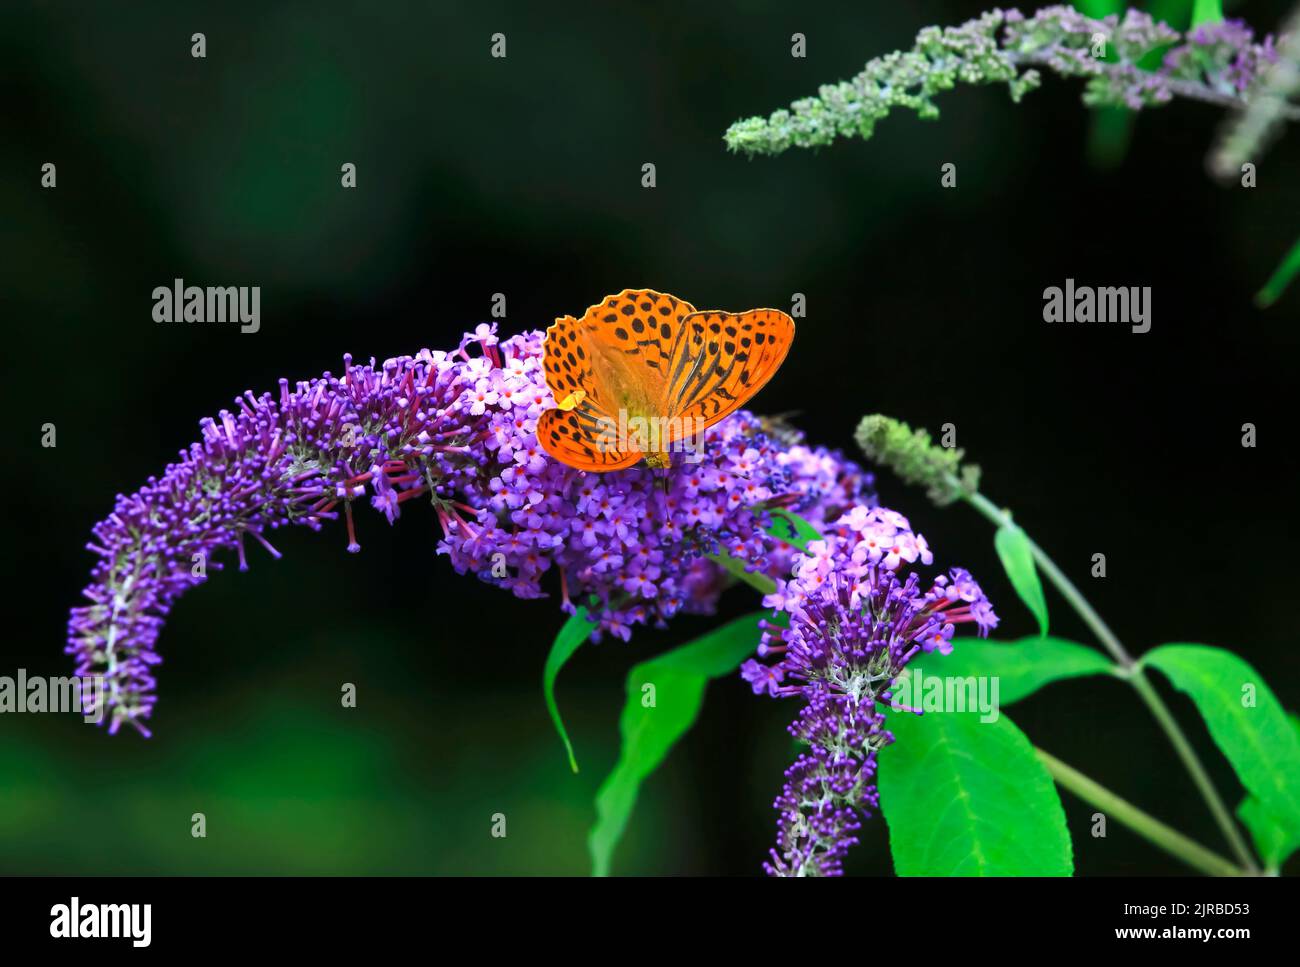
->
3, 0, 1296, 875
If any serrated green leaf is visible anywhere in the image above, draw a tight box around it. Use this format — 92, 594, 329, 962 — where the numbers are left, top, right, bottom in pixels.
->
920, 636, 1117, 705
993, 523, 1049, 636
542, 605, 596, 774
587, 611, 767, 876
878, 708, 1073, 875
1142, 645, 1300, 857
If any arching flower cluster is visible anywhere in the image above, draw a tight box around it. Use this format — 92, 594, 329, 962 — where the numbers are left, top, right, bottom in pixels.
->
742, 507, 998, 876
67, 325, 872, 736
725, 6, 1294, 157
1001, 7, 1281, 111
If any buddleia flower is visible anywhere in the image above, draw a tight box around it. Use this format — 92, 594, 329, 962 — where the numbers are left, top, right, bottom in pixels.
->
67, 326, 873, 735
744, 507, 996, 876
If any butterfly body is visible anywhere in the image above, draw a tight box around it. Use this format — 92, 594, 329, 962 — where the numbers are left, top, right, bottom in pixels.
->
537, 289, 795, 472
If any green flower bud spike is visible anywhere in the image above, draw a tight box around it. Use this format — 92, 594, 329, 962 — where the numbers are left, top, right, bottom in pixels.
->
855, 411, 1261, 874
854, 414, 981, 508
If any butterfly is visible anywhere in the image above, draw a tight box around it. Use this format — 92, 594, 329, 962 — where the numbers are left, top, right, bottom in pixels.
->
536, 289, 795, 472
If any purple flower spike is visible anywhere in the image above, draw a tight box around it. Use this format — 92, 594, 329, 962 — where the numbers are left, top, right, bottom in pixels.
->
68, 325, 875, 736
746, 509, 996, 876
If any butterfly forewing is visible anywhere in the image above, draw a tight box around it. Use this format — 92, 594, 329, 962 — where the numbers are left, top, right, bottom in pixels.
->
664, 308, 795, 434
576, 288, 698, 402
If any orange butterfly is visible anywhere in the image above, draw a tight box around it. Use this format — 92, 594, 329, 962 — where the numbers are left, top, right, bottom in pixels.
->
537, 289, 795, 471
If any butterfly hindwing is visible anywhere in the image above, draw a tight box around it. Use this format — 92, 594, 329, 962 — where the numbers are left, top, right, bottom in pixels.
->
541, 313, 603, 407
539, 290, 697, 471
536, 405, 643, 472
664, 308, 794, 432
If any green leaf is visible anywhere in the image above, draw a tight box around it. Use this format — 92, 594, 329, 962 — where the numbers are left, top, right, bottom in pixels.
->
1075, 2, 1134, 168
543, 605, 597, 774
1085, 106, 1134, 170
1238, 713, 1300, 869
1142, 645, 1300, 857
1191, 0, 1224, 28
1256, 235, 1300, 309
920, 636, 1117, 705
705, 507, 820, 596
1239, 794, 1300, 871
1148, 0, 1192, 28
878, 708, 1073, 875
765, 508, 821, 550
709, 548, 777, 595
993, 523, 1049, 636
587, 611, 767, 876
1075, 0, 1123, 15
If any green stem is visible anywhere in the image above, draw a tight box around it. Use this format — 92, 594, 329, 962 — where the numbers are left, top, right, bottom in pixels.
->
1036, 747, 1245, 877
965, 491, 1131, 664
957, 482, 1260, 873
1256, 234, 1300, 309
1127, 670, 1260, 870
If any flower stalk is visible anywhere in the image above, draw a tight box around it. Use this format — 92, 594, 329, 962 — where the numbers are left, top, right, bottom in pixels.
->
958, 482, 1259, 873
1036, 747, 1245, 877
856, 413, 1261, 874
